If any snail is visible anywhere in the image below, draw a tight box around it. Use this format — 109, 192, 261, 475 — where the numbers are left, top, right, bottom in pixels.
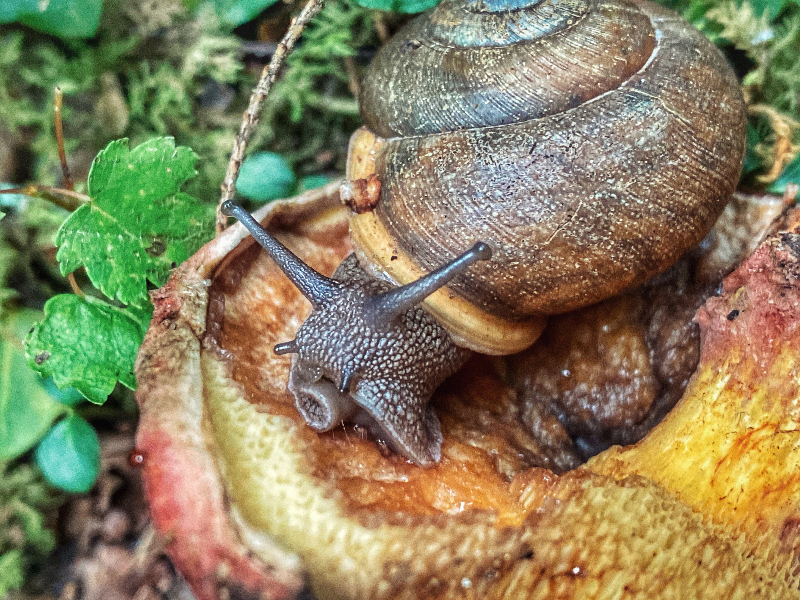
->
222, 0, 746, 466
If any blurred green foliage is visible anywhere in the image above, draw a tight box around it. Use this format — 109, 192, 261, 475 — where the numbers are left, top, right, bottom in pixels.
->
257, 0, 377, 174
0, 0, 380, 203
0, 460, 61, 598
0, 0, 102, 38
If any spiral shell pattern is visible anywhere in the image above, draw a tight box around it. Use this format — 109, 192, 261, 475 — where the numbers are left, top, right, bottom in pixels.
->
355, 0, 746, 321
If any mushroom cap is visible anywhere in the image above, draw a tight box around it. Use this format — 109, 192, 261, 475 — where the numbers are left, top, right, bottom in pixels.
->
135, 183, 800, 600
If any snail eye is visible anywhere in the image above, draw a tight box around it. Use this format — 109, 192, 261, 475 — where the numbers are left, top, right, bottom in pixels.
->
339, 371, 356, 394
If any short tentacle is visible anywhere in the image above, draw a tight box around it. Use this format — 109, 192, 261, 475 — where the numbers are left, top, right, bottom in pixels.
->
222, 200, 339, 307
339, 370, 355, 394
274, 340, 299, 355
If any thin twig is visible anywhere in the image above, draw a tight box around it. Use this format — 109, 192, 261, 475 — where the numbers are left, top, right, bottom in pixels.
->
52, 89, 88, 297
344, 55, 361, 100
53, 87, 74, 191
216, 0, 326, 234
0, 185, 89, 212
372, 11, 390, 44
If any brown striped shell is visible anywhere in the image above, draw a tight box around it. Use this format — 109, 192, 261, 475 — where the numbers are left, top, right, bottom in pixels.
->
347, 0, 746, 354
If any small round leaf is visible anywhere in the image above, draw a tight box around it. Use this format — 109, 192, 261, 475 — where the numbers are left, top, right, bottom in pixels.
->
353, 0, 439, 13
298, 174, 334, 192
237, 152, 296, 203
35, 415, 100, 493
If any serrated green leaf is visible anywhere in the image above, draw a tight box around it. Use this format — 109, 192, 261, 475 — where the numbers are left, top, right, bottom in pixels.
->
0, 310, 67, 460
56, 138, 214, 306
12, 0, 102, 39
35, 414, 100, 493
25, 295, 152, 404
87, 138, 198, 200
770, 153, 800, 194
237, 152, 297, 202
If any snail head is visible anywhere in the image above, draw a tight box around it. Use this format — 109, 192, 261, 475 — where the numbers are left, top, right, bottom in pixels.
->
221, 201, 491, 466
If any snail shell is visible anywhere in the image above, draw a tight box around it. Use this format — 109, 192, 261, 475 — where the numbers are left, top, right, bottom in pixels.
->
347, 0, 747, 355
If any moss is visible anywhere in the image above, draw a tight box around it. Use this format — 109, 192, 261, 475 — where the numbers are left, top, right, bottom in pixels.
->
0, 461, 61, 598
253, 0, 378, 175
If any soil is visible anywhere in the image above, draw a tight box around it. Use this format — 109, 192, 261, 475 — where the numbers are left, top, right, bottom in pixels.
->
20, 425, 194, 600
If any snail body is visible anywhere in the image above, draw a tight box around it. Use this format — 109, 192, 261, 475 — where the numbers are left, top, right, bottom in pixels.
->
226, 0, 746, 465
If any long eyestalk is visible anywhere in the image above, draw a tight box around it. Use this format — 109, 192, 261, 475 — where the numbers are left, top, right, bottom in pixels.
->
221, 200, 338, 307
365, 242, 492, 326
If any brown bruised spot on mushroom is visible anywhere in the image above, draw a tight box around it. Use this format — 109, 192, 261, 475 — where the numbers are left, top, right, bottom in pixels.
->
507, 273, 704, 462
340, 174, 382, 214
150, 282, 184, 325
506, 192, 787, 461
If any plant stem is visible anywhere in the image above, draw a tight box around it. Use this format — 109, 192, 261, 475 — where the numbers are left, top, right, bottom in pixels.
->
67, 273, 85, 298
0, 186, 88, 212
53, 87, 74, 192
217, 0, 326, 234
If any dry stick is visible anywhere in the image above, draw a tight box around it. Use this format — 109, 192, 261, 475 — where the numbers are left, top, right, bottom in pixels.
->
66, 273, 85, 298
216, 0, 326, 234
372, 11, 390, 44
344, 55, 361, 100
0, 89, 88, 212
53, 87, 74, 192
53, 89, 85, 297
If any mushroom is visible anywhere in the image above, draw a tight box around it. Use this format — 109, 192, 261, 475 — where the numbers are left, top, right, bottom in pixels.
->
135, 182, 800, 599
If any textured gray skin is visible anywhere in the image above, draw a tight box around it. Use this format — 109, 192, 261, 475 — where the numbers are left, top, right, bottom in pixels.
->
221, 200, 485, 465
288, 255, 470, 466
